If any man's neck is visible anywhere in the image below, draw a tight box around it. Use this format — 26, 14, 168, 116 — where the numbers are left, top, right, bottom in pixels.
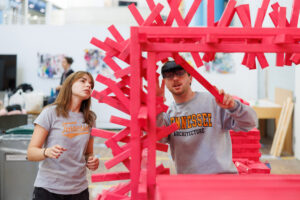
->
173, 90, 195, 104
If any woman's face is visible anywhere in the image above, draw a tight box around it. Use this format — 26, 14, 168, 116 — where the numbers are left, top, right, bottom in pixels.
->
71, 74, 93, 100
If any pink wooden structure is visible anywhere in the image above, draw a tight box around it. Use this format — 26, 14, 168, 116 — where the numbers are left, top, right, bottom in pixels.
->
155, 175, 300, 200
90, 0, 300, 199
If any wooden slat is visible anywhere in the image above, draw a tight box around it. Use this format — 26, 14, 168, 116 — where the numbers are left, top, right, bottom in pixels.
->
275, 88, 294, 155
270, 98, 288, 155
270, 97, 294, 156
275, 98, 294, 156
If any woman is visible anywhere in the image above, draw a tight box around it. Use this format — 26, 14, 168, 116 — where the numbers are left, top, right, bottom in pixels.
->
27, 71, 99, 200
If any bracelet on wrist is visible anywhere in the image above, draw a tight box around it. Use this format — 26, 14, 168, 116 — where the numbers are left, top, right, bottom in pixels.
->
43, 148, 48, 158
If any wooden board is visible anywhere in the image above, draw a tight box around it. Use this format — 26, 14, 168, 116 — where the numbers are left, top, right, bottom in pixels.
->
270, 97, 294, 156
275, 88, 294, 155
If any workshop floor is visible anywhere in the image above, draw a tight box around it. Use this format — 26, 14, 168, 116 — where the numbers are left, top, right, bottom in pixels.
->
87, 135, 300, 200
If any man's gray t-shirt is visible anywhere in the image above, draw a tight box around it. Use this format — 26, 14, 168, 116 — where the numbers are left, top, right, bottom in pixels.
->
162, 92, 257, 174
34, 105, 91, 194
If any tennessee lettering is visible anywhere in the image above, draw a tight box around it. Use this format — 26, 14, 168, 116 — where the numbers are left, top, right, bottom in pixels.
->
170, 113, 212, 129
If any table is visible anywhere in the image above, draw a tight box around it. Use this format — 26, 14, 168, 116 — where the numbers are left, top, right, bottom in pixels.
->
250, 99, 282, 128
250, 99, 293, 155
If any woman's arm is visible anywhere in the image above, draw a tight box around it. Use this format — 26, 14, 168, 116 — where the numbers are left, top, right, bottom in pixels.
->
27, 124, 66, 161
27, 125, 49, 161
85, 137, 99, 171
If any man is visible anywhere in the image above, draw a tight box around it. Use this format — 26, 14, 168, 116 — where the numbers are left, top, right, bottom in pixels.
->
48, 56, 74, 105
158, 61, 257, 174
56, 56, 74, 92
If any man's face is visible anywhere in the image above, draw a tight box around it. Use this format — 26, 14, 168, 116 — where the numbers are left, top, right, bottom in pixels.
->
163, 69, 192, 96
62, 58, 69, 70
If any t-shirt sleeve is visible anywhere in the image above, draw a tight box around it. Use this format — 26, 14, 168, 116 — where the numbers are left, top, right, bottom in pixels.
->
34, 106, 55, 131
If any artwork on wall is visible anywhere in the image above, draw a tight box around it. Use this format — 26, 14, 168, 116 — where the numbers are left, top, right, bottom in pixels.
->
204, 53, 235, 74
84, 49, 111, 76
37, 53, 65, 79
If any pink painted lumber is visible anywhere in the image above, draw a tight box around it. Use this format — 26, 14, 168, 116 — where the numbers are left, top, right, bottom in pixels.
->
155, 175, 300, 200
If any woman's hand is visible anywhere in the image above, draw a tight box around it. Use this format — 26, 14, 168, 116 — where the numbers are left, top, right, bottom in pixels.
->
86, 156, 99, 171
44, 145, 67, 159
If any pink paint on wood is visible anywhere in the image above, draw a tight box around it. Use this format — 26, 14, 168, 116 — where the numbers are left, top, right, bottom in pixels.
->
108, 25, 125, 43
156, 175, 300, 200
96, 75, 130, 110
130, 26, 142, 199
207, 0, 214, 27
101, 96, 130, 115
91, 128, 115, 139
236, 5, 251, 27
103, 56, 122, 72
166, 0, 186, 26
145, 0, 165, 25
184, 0, 203, 25
290, 0, 300, 27
143, 3, 164, 26
105, 37, 124, 52
138, 106, 148, 128
105, 149, 131, 169
90, 37, 110, 51
291, 53, 300, 64
92, 172, 130, 182
217, 0, 237, 27
114, 66, 131, 79
147, 52, 157, 197
128, 3, 144, 25
255, 0, 270, 28
110, 116, 131, 127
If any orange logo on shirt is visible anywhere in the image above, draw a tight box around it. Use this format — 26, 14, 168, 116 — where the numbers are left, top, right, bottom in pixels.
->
170, 113, 212, 130
62, 122, 89, 138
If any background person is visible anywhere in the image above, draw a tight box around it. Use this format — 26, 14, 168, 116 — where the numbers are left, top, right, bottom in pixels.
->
56, 56, 74, 93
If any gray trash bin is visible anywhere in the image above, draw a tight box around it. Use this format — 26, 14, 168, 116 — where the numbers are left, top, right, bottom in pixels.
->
0, 127, 38, 200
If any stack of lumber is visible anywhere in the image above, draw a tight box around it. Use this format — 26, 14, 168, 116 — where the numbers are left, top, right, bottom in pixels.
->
230, 128, 270, 174
230, 128, 261, 161
270, 97, 294, 156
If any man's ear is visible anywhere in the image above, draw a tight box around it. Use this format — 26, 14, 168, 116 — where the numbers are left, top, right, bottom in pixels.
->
189, 75, 192, 85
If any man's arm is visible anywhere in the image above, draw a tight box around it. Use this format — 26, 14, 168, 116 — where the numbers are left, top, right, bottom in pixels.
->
215, 88, 257, 132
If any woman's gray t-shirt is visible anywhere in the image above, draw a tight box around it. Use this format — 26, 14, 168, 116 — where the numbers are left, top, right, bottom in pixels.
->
33, 105, 91, 194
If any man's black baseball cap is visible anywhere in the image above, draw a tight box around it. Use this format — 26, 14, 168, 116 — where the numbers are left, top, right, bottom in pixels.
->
161, 61, 184, 75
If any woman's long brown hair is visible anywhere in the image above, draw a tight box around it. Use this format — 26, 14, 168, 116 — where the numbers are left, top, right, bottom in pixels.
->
54, 71, 96, 127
